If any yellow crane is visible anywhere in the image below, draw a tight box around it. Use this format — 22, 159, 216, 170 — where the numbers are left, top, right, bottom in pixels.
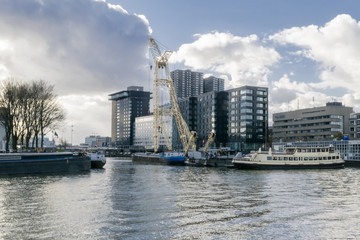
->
148, 38, 197, 156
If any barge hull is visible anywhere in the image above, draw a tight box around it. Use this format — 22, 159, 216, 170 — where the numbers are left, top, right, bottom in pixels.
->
0, 153, 90, 175
233, 162, 344, 170
132, 154, 185, 165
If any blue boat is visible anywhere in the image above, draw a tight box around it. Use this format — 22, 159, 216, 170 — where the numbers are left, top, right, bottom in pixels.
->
0, 152, 90, 175
132, 152, 186, 165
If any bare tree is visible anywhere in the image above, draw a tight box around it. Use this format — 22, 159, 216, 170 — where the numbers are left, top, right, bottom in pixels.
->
0, 80, 16, 151
34, 80, 65, 149
0, 79, 65, 151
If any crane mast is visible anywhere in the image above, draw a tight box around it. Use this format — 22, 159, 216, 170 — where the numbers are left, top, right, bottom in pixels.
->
149, 38, 197, 155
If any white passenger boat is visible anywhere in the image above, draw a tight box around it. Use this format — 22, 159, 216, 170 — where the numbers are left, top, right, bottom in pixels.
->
232, 146, 344, 170
89, 150, 106, 168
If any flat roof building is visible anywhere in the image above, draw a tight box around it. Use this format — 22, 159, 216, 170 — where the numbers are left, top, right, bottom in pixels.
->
109, 86, 151, 146
227, 86, 269, 153
204, 76, 225, 93
170, 69, 203, 99
273, 102, 353, 143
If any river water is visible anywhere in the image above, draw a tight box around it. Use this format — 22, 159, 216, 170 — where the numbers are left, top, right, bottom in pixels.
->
0, 158, 359, 240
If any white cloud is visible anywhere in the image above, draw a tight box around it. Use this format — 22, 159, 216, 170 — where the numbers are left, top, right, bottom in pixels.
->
270, 14, 360, 92
171, 31, 280, 88
0, 0, 151, 143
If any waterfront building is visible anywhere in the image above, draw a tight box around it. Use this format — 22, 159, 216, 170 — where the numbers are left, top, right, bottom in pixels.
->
84, 135, 111, 147
109, 86, 151, 146
203, 76, 225, 93
196, 91, 228, 149
133, 115, 173, 151
227, 86, 269, 153
349, 113, 360, 140
170, 69, 203, 99
176, 91, 228, 150
273, 102, 353, 143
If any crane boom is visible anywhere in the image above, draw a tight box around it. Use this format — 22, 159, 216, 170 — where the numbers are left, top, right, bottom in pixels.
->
149, 38, 197, 155
203, 131, 215, 153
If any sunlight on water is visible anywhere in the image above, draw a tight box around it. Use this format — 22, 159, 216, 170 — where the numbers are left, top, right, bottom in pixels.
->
0, 158, 360, 239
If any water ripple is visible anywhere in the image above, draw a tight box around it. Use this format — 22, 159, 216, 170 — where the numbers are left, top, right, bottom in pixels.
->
1, 159, 360, 239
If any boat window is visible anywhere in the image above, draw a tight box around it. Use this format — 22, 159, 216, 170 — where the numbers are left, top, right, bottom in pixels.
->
304, 157, 308, 161
328, 156, 332, 160
312, 149, 316, 152
318, 157, 322, 160
307, 149, 311, 152
284, 157, 288, 160
294, 157, 298, 161
314, 157, 317, 160
267, 156, 272, 160
289, 157, 293, 161
299, 157, 303, 161
273, 157, 277, 160
309, 157, 313, 160
279, 157, 283, 160
336, 156, 339, 159
332, 156, 336, 159
317, 149, 321, 152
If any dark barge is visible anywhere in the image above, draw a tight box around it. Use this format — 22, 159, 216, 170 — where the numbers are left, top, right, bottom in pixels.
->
0, 152, 90, 175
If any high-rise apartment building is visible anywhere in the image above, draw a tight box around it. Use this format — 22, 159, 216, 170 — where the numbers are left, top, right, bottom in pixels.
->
203, 76, 225, 93
170, 69, 203, 99
227, 86, 269, 153
273, 102, 353, 142
176, 91, 228, 150
109, 86, 151, 146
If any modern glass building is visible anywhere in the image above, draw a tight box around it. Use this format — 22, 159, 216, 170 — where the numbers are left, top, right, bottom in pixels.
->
227, 86, 269, 153
109, 86, 151, 146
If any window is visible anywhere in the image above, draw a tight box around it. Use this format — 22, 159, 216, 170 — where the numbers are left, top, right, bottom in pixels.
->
241, 108, 253, 114
241, 102, 253, 107
241, 95, 253, 101
241, 89, 253, 95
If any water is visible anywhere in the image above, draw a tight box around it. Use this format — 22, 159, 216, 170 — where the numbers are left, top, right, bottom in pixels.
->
0, 158, 360, 240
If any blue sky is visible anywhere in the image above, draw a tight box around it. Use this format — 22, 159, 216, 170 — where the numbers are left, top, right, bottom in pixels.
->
1, 0, 360, 143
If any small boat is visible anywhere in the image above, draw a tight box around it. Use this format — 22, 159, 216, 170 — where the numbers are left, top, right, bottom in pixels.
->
132, 152, 186, 165
232, 146, 344, 170
89, 150, 106, 168
0, 152, 90, 175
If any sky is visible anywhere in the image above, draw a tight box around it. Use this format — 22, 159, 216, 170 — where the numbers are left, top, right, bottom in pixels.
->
1, 0, 360, 144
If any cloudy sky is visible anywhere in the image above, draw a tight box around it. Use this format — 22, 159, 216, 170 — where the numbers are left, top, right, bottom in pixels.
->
1, 0, 360, 144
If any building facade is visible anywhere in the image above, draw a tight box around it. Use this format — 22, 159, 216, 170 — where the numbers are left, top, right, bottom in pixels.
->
273, 102, 353, 143
227, 86, 269, 153
349, 113, 360, 140
84, 135, 111, 148
203, 76, 225, 93
170, 69, 203, 99
133, 115, 173, 151
109, 86, 151, 146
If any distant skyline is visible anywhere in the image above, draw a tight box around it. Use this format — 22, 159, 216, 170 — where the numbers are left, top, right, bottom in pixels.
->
1, 0, 360, 144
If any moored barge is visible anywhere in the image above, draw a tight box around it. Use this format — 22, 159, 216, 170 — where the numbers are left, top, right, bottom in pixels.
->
0, 152, 90, 175
132, 152, 186, 165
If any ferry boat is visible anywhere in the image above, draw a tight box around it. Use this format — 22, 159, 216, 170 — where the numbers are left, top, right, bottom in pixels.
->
232, 146, 344, 170
0, 152, 91, 175
132, 152, 186, 165
89, 150, 106, 168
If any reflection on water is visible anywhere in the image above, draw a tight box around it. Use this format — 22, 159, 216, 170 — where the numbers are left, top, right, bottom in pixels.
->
0, 158, 360, 239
